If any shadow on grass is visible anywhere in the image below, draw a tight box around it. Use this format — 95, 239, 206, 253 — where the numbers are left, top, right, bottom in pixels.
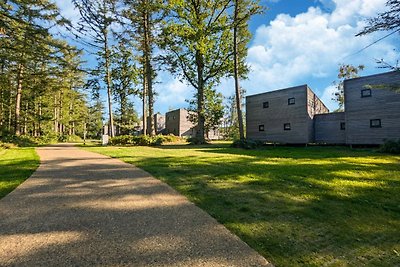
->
101, 145, 400, 266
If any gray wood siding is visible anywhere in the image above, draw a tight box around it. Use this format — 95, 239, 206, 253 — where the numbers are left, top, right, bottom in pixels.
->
178, 109, 195, 137
165, 109, 181, 136
314, 112, 346, 144
246, 85, 312, 143
344, 71, 400, 145
147, 113, 166, 134
165, 109, 195, 137
307, 87, 330, 142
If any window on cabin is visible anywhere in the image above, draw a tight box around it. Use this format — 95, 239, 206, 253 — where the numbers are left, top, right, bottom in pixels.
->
259, 125, 265, 131
370, 119, 381, 128
361, 89, 372, 98
340, 122, 345, 130
284, 123, 291, 131
288, 98, 295, 105
263, 101, 269, 108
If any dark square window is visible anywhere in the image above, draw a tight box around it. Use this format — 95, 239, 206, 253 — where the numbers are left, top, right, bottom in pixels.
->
259, 125, 265, 131
370, 119, 381, 128
284, 123, 291, 131
340, 122, 345, 130
263, 101, 269, 108
361, 89, 372, 98
288, 98, 295, 105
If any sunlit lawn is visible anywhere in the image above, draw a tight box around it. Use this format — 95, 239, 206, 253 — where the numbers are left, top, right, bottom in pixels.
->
84, 144, 400, 267
0, 147, 39, 199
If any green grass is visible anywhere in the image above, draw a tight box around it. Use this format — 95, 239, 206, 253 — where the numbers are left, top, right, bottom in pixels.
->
84, 144, 400, 267
0, 147, 39, 199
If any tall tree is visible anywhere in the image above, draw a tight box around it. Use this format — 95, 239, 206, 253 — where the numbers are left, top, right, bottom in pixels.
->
332, 64, 364, 111
161, 0, 233, 143
122, 0, 162, 136
231, 0, 262, 140
0, 0, 68, 135
72, 0, 117, 137
111, 40, 140, 135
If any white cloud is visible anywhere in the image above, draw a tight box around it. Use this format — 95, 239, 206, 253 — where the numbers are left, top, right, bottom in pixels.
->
241, 0, 398, 111
156, 77, 191, 110
320, 85, 338, 111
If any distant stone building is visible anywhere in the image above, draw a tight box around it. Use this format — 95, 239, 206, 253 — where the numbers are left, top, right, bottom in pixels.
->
165, 108, 222, 139
147, 113, 166, 134
165, 108, 195, 137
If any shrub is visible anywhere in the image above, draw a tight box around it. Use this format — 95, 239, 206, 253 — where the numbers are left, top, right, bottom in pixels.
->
231, 139, 264, 149
0, 142, 17, 149
109, 134, 180, 146
109, 135, 134, 145
380, 139, 400, 154
187, 136, 208, 145
63, 134, 83, 143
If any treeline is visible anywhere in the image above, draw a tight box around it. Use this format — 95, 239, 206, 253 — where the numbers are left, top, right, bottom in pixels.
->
1, 0, 263, 143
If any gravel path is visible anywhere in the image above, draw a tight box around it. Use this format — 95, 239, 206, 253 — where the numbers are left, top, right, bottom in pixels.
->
0, 144, 272, 267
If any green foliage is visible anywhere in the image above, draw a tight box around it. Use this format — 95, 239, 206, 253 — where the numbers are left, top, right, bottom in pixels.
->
0, 0, 88, 138
380, 139, 400, 154
160, 0, 234, 142
187, 87, 224, 137
0, 133, 83, 147
187, 136, 208, 145
109, 134, 181, 146
231, 138, 263, 149
332, 64, 365, 110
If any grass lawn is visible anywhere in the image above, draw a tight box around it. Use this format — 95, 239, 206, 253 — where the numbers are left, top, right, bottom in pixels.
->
84, 144, 400, 267
0, 147, 39, 199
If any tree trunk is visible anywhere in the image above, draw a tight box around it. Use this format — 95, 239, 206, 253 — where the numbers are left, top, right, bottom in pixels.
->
195, 50, 206, 143
38, 96, 42, 136
104, 27, 115, 137
142, 63, 147, 136
23, 101, 28, 134
54, 94, 58, 133
59, 90, 63, 134
233, 0, 245, 140
8, 91, 12, 131
144, 6, 155, 136
14, 64, 24, 135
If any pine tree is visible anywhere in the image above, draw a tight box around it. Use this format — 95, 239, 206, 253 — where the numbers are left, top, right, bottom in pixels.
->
122, 0, 163, 136
72, 0, 118, 137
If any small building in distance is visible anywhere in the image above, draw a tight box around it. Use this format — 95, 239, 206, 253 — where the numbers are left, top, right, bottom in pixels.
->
165, 108, 195, 137
246, 85, 329, 144
147, 113, 166, 134
344, 71, 400, 145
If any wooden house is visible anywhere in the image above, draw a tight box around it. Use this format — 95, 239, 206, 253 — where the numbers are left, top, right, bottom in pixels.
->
344, 71, 400, 145
165, 108, 195, 137
246, 85, 329, 144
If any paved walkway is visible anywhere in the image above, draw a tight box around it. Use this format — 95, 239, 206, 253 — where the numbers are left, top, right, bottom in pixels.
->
0, 144, 272, 267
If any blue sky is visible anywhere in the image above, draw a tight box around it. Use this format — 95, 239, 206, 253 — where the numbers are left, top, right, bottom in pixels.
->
56, 0, 399, 114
